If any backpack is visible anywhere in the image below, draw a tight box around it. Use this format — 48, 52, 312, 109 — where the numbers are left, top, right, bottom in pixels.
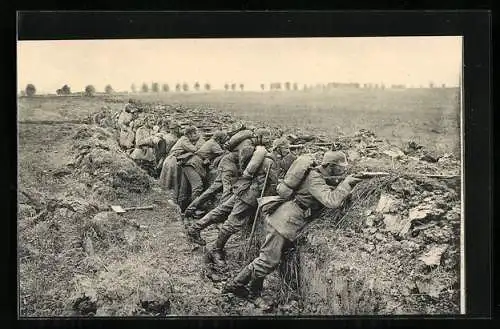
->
226, 130, 254, 151
276, 154, 316, 199
242, 145, 267, 177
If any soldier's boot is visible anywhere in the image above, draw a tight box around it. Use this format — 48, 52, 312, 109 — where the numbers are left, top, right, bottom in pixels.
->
248, 275, 265, 299
210, 231, 232, 267
186, 215, 215, 246
222, 266, 252, 298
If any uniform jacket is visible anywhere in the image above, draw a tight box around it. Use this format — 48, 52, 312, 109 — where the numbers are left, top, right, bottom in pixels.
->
130, 126, 156, 162
266, 167, 352, 241
157, 132, 178, 155
271, 152, 298, 179
196, 139, 224, 162
233, 148, 278, 208
117, 111, 134, 129
217, 152, 240, 201
169, 136, 198, 158
184, 138, 225, 179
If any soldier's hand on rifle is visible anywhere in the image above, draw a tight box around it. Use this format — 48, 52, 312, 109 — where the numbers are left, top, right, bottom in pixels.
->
344, 175, 363, 187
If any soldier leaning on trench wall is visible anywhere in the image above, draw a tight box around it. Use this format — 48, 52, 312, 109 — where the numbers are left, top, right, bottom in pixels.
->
223, 151, 363, 300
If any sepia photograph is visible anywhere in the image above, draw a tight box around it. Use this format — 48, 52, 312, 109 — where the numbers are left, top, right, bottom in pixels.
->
17, 36, 463, 317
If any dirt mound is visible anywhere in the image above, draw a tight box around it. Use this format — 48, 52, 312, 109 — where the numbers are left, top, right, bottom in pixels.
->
18, 191, 102, 316
68, 126, 152, 199
296, 173, 460, 315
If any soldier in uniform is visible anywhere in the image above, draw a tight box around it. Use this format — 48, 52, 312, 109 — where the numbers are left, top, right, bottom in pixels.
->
130, 115, 159, 176
185, 128, 274, 250
208, 129, 277, 267
159, 126, 202, 208
179, 131, 228, 213
183, 131, 229, 218
223, 151, 362, 298
270, 137, 297, 180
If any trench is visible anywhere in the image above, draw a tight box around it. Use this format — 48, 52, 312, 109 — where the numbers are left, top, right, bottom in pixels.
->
19, 98, 461, 316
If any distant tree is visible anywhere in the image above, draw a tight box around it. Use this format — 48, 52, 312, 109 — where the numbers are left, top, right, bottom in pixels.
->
84, 85, 96, 96
56, 89, 62, 95
285, 82, 291, 91
239, 84, 244, 91
204, 83, 211, 91
175, 83, 181, 92
61, 84, 71, 95
182, 83, 189, 92
303, 84, 308, 91
231, 83, 236, 91
260, 84, 265, 91
276, 83, 282, 90
162, 83, 170, 92
20, 90, 26, 96
380, 83, 386, 90
141, 83, 149, 93
293, 83, 298, 91
151, 82, 159, 93
25, 84, 36, 97
442, 83, 446, 88
194, 81, 200, 91
131, 83, 137, 93
105, 84, 114, 94
429, 82, 434, 88
224, 83, 229, 91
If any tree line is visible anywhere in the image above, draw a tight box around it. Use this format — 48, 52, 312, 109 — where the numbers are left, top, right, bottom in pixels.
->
21, 81, 448, 97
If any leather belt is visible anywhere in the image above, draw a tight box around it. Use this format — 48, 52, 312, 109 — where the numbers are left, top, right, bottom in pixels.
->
294, 199, 309, 211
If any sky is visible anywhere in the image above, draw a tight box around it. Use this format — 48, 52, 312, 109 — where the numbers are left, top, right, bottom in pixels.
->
17, 37, 462, 93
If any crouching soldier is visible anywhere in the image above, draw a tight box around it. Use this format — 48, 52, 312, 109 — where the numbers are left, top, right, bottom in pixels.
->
208, 129, 277, 267
185, 128, 275, 254
186, 148, 242, 244
179, 130, 227, 214
159, 126, 203, 208
222, 151, 362, 299
183, 131, 229, 218
130, 115, 159, 176
270, 137, 297, 179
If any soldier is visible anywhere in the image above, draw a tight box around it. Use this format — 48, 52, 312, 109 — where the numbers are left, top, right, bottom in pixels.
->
179, 131, 228, 213
130, 115, 159, 176
270, 137, 297, 180
153, 120, 181, 173
185, 148, 242, 244
208, 129, 277, 267
185, 128, 274, 249
223, 151, 362, 299
183, 131, 229, 218
117, 99, 138, 128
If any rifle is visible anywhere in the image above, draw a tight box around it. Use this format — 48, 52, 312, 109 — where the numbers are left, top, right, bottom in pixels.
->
326, 171, 458, 185
245, 163, 272, 258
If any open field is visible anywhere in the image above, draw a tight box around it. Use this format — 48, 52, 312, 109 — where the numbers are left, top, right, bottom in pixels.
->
18, 89, 461, 316
19, 88, 461, 155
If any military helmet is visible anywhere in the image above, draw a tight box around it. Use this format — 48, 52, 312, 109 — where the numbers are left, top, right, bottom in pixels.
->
322, 151, 348, 166
183, 125, 198, 136
272, 137, 290, 151
212, 130, 228, 143
254, 128, 271, 138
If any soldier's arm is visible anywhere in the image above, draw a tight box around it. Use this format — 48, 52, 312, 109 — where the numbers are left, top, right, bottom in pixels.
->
181, 138, 199, 153
221, 168, 237, 196
308, 172, 352, 209
211, 141, 225, 157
